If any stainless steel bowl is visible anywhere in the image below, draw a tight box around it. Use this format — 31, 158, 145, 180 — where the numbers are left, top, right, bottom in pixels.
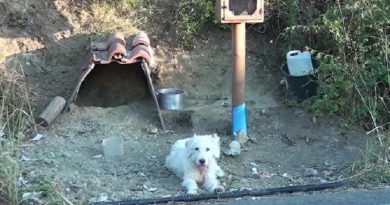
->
156, 88, 184, 110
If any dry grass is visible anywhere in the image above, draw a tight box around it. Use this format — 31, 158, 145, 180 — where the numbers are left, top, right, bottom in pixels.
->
0, 66, 35, 204
55, 0, 146, 37
0, 0, 148, 203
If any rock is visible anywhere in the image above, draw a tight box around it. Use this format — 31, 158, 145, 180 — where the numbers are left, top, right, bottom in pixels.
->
320, 179, 328, 183
324, 160, 331, 166
89, 193, 108, 203
149, 127, 159, 134
92, 154, 103, 159
280, 79, 286, 86
304, 168, 318, 177
22, 191, 42, 201
257, 171, 273, 180
148, 188, 158, 192
29, 134, 44, 141
282, 173, 290, 178
20, 155, 31, 162
225, 140, 241, 156
237, 130, 249, 144
221, 102, 229, 107
250, 162, 258, 167
16, 176, 28, 187
251, 167, 258, 175
323, 170, 333, 178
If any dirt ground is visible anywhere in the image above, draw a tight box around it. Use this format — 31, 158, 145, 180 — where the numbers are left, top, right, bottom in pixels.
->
0, 0, 368, 203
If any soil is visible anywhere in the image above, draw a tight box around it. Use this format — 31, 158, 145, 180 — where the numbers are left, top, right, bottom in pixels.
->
1, 0, 367, 203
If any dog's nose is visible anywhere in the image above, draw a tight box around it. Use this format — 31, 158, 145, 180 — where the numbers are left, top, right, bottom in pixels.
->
199, 159, 205, 164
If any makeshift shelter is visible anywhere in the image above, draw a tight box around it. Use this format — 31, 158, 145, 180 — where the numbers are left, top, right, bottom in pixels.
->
66, 32, 165, 130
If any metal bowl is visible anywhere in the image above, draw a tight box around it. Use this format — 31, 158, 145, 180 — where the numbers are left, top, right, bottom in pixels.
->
156, 88, 184, 110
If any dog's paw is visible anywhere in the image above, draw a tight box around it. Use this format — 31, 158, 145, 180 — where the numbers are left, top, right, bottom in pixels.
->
213, 185, 225, 194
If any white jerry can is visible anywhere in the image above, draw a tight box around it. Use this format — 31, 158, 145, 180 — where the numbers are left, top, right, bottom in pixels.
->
286, 50, 314, 76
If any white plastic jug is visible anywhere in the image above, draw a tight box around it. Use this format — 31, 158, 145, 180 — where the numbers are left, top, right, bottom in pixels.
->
286, 50, 313, 76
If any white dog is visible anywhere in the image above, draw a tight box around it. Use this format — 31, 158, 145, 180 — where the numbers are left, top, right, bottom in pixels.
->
165, 134, 225, 194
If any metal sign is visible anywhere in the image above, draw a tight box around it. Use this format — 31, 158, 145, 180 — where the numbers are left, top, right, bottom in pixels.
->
216, 0, 264, 23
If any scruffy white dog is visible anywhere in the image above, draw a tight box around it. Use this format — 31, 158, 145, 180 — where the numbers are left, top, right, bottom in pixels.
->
165, 134, 225, 194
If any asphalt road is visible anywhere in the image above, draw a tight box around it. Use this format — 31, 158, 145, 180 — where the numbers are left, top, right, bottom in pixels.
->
208, 188, 390, 205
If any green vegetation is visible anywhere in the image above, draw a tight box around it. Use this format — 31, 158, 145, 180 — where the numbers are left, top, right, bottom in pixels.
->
174, 0, 216, 48
277, 0, 389, 180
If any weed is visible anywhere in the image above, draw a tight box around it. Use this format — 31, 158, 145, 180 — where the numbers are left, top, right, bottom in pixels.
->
175, 0, 215, 48
171, 0, 228, 48
61, 0, 149, 37
0, 67, 35, 204
7, 11, 29, 28
23, 175, 76, 205
349, 134, 390, 183
87, 2, 139, 36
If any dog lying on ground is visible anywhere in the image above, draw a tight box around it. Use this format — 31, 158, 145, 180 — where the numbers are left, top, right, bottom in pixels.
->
165, 134, 225, 194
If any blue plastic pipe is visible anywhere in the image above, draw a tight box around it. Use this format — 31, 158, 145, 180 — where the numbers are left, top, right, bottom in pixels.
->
232, 103, 247, 140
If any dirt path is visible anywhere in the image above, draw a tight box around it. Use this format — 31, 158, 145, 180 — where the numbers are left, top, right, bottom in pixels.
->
20, 32, 367, 202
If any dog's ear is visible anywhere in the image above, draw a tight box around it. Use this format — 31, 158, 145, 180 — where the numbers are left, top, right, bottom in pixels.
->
211, 134, 221, 159
185, 138, 194, 156
185, 138, 193, 148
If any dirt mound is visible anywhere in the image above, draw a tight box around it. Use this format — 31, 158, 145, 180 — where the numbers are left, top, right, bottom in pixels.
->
0, 0, 368, 203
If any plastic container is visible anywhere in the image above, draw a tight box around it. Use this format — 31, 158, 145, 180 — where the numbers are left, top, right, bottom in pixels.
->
102, 137, 124, 157
281, 59, 319, 101
286, 50, 314, 76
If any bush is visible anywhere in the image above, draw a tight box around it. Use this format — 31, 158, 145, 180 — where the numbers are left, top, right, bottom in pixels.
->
174, 0, 216, 48
281, 0, 389, 128
279, 0, 389, 175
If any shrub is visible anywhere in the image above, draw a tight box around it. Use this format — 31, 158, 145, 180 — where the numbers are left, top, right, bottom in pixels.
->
174, 0, 216, 48
280, 0, 389, 175
281, 0, 389, 128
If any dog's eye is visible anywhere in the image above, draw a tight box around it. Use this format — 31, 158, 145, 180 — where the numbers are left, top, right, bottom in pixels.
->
195, 147, 199, 151
206, 148, 210, 152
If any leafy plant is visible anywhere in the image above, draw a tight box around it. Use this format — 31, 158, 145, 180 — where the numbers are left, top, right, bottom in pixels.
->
281, 0, 389, 125
279, 0, 389, 178
174, 0, 220, 48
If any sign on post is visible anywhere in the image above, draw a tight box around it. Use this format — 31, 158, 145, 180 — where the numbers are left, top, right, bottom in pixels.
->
216, 0, 264, 23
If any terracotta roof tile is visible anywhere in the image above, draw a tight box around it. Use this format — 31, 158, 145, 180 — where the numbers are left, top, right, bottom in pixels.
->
66, 32, 165, 129
89, 32, 152, 65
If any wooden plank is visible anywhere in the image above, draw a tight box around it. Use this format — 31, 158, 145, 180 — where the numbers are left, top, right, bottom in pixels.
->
37, 96, 66, 127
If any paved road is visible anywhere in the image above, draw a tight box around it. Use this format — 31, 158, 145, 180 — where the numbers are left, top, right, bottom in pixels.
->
207, 188, 390, 205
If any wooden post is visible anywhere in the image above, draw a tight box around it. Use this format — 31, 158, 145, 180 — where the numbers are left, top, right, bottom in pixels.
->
232, 23, 246, 106
37, 96, 66, 127
231, 23, 247, 141
141, 60, 166, 131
